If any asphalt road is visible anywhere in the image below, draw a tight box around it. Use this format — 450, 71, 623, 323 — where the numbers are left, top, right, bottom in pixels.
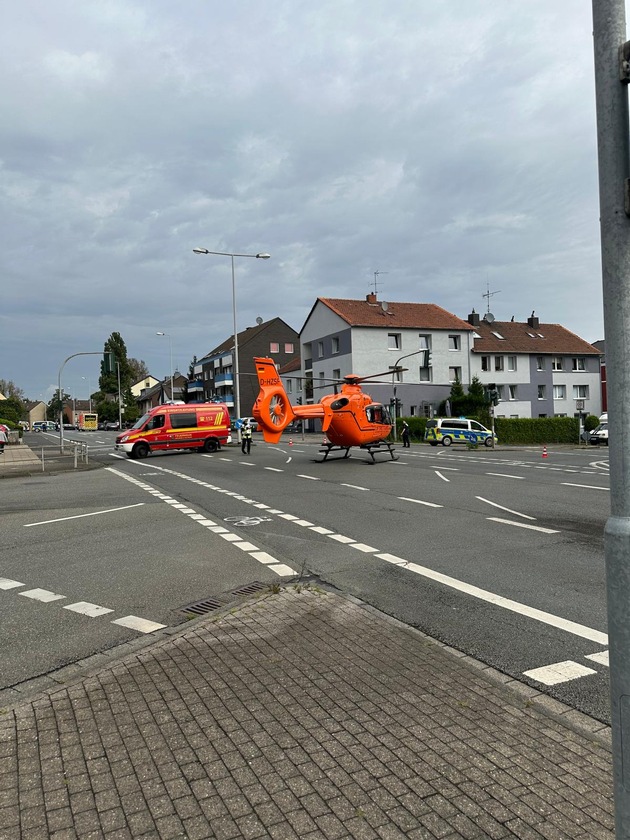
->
2, 432, 612, 721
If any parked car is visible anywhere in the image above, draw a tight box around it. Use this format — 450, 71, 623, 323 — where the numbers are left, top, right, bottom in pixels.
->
105, 421, 120, 431
589, 423, 608, 445
235, 416, 260, 431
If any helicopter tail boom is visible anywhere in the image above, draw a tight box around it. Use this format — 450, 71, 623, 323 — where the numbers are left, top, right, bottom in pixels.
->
253, 357, 326, 443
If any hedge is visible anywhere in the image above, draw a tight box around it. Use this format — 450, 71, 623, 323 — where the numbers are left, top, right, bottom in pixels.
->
494, 416, 579, 445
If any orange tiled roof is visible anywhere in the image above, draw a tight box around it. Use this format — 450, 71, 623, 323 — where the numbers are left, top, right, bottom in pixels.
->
319, 298, 474, 331
471, 321, 602, 355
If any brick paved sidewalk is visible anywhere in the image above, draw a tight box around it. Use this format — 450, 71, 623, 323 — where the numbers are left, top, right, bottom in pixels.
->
0, 588, 614, 840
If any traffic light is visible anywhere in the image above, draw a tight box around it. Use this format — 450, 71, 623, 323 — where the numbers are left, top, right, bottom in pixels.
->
426, 349, 432, 367
103, 351, 115, 374
487, 384, 499, 406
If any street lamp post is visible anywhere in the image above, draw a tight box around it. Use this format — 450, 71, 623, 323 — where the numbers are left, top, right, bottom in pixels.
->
192, 248, 271, 433
82, 376, 92, 412
156, 332, 174, 401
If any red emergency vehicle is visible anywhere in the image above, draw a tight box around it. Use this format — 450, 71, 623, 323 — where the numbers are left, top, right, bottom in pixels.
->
115, 403, 231, 459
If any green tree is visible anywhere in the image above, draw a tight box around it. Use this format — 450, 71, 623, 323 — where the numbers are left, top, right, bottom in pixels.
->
128, 357, 149, 384
96, 333, 137, 423
0, 380, 26, 401
179, 356, 197, 403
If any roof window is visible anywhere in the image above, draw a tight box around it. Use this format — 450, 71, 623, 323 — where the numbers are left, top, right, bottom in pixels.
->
491, 331, 505, 339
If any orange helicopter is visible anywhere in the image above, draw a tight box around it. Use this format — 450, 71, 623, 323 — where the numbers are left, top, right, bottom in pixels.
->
252, 356, 404, 462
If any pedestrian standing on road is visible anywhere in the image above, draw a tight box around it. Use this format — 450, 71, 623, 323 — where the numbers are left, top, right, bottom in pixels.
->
241, 420, 252, 455
0, 425, 8, 454
401, 420, 410, 448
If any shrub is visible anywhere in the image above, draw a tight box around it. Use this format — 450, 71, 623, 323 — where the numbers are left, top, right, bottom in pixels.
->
494, 416, 579, 445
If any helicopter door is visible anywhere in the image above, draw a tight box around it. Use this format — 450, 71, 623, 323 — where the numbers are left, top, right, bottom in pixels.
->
366, 404, 391, 425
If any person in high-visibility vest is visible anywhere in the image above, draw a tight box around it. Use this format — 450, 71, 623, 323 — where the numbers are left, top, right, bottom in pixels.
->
241, 420, 252, 454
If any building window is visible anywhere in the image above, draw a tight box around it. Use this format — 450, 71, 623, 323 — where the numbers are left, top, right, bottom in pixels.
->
449, 367, 462, 382
537, 356, 545, 370
552, 357, 563, 371
409, 405, 417, 416
388, 333, 401, 350
553, 384, 566, 399
390, 366, 403, 383
507, 356, 517, 371
538, 385, 546, 399
318, 341, 324, 358
497, 385, 505, 401
495, 356, 504, 371
448, 335, 460, 351
319, 372, 325, 384
573, 385, 589, 399
285, 342, 294, 354
481, 356, 490, 372
418, 334, 430, 349
509, 385, 518, 400
572, 357, 586, 371
332, 369, 340, 380
270, 342, 280, 353
419, 364, 432, 382
332, 337, 339, 354
286, 379, 293, 393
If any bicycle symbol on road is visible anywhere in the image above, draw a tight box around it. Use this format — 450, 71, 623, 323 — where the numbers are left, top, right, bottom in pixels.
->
224, 515, 273, 527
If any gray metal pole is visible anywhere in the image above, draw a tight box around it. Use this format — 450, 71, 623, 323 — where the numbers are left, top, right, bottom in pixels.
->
592, 3, 630, 836
232, 255, 242, 443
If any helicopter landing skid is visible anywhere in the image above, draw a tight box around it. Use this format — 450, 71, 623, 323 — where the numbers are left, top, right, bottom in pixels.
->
317, 443, 352, 462
316, 441, 398, 463
360, 440, 399, 463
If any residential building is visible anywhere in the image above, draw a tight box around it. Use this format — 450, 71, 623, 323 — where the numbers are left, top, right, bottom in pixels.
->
299, 294, 475, 418
468, 311, 602, 419
130, 376, 159, 399
194, 317, 299, 420
136, 373, 189, 415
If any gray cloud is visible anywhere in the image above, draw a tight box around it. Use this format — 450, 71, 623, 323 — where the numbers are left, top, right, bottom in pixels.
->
0, 0, 609, 398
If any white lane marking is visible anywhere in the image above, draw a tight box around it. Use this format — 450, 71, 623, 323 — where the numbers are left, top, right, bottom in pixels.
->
297, 474, 320, 480
0, 578, 24, 590
562, 483, 609, 491
279, 513, 299, 521
398, 497, 443, 508
64, 602, 114, 617
429, 466, 459, 471
487, 517, 560, 534
19, 588, 65, 603
375, 553, 608, 645
434, 471, 450, 482
286, 457, 292, 463
523, 661, 597, 686
219, 458, 232, 461
107, 467, 295, 577
293, 519, 314, 527
486, 473, 525, 480
233, 541, 259, 552
586, 651, 609, 666
350, 543, 377, 553
309, 526, 334, 534
475, 497, 535, 521
114, 460, 608, 645
341, 484, 369, 491
250, 552, 278, 564
23, 503, 145, 527
240, 462, 255, 466
265, 467, 284, 472
269, 564, 295, 575
112, 616, 166, 633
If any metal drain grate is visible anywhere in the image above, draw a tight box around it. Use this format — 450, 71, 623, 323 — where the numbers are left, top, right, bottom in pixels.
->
181, 581, 269, 617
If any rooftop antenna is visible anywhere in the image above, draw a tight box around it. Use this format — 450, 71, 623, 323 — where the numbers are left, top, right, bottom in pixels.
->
482, 281, 501, 316
370, 269, 388, 295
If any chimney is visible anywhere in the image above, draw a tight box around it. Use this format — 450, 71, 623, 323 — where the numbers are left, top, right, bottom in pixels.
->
366, 293, 377, 304
467, 308, 480, 327
527, 311, 539, 329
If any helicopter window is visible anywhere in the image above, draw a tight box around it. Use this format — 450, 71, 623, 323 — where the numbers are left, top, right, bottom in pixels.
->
366, 404, 388, 424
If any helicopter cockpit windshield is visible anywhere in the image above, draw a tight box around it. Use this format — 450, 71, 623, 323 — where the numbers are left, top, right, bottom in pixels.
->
365, 404, 392, 425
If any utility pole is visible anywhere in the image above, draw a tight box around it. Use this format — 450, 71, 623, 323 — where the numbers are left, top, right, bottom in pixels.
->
592, 2, 630, 836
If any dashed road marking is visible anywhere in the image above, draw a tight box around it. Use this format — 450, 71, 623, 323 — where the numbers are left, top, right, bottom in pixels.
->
523, 661, 597, 686
398, 497, 443, 508
112, 616, 166, 633
0, 578, 24, 590
476, 497, 535, 520
20, 588, 65, 603
486, 473, 525, 480
562, 483, 609, 491
486, 517, 560, 534
64, 602, 114, 617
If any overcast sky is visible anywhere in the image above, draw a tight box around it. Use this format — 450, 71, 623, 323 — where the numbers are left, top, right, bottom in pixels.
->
1, 1, 613, 401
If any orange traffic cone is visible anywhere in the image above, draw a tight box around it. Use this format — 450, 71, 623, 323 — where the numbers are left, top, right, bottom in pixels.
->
542, 446, 548, 458
289, 438, 293, 446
